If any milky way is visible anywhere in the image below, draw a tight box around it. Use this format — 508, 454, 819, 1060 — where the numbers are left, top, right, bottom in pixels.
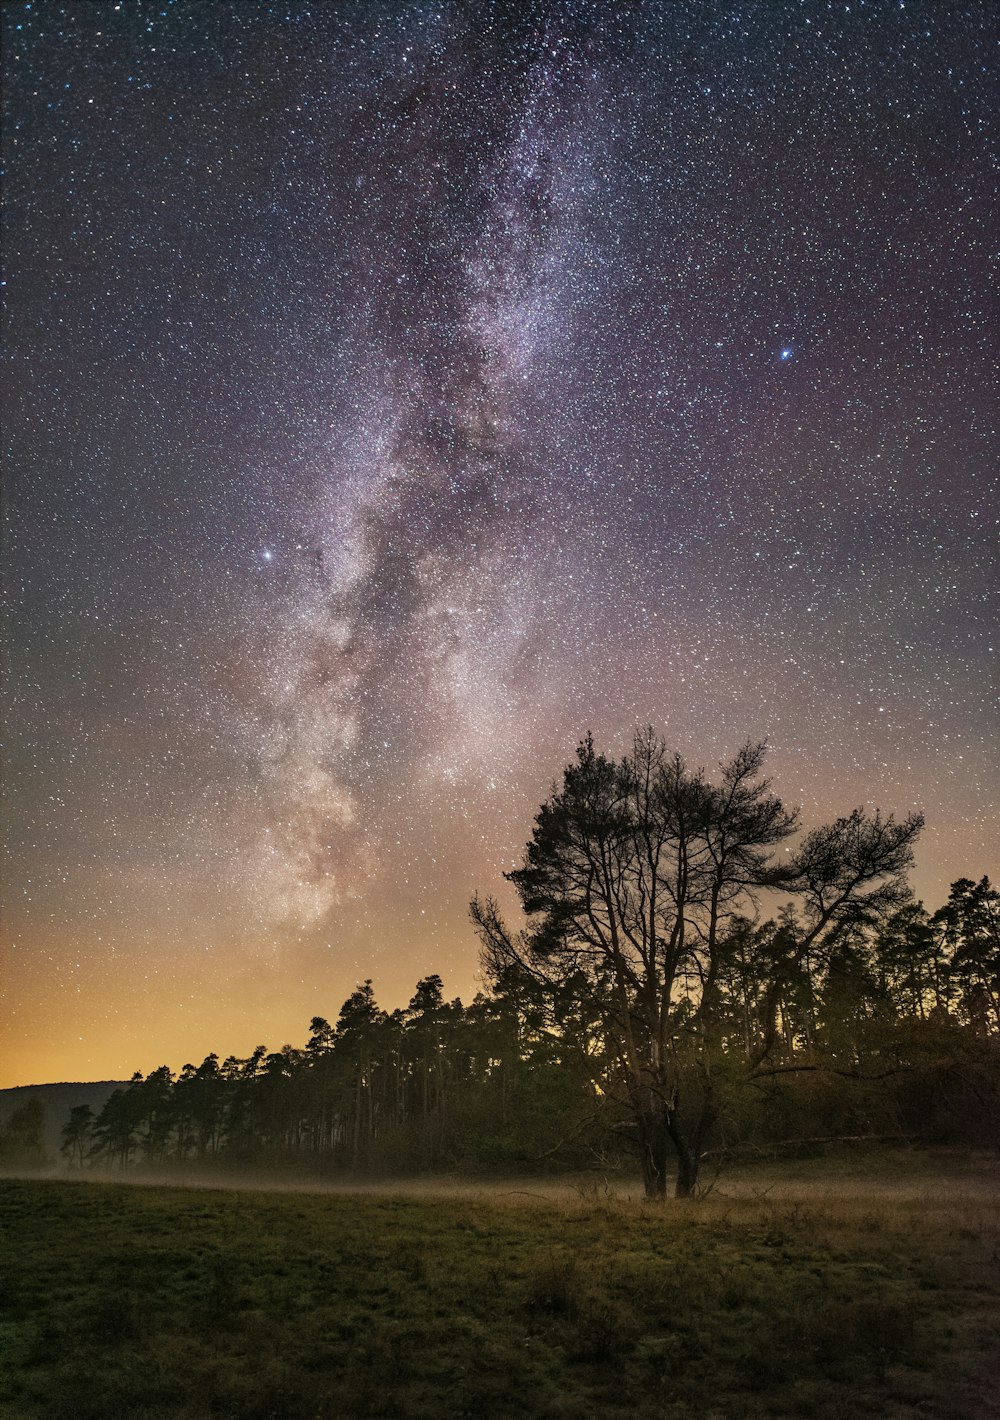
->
3, 2, 997, 1085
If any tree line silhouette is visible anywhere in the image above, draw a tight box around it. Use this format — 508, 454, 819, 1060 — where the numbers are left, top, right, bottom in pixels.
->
57, 877, 999, 1182
56, 735, 999, 1194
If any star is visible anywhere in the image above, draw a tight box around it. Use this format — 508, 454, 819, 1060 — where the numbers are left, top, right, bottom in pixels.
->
2, 0, 995, 1084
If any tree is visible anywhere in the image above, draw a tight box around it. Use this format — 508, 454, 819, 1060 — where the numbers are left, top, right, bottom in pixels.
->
0, 1098, 49, 1168
816, 925, 890, 1067
473, 730, 923, 1199
872, 903, 945, 1020
932, 878, 1000, 1034
61, 1105, 94, 1169
334, 981, 387, 1166
90, 1079, 144, 1169
134, 1066, 176, 1162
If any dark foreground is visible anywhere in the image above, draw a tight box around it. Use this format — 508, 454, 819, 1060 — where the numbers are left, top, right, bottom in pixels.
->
1, 1155, 998, 1419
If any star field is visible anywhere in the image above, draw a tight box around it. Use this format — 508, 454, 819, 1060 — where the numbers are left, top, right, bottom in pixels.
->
2, 1, 997, 1085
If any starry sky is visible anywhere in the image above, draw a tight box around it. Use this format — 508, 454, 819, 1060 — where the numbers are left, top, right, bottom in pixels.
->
3, 1, 997, 1087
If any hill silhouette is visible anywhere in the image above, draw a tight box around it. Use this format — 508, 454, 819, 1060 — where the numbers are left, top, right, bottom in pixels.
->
0, 1082, 126, 1158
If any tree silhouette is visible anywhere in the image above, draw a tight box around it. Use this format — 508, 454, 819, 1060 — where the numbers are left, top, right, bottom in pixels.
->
61, 1105, 94, 1168
934, 878, 1000, 1033
59, 872, 1000, 1186
474, 730, 924, 1198
0, 1098, 48, 1167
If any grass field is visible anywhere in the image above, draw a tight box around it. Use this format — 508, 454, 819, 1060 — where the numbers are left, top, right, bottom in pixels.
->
1, 1153, 998, 1419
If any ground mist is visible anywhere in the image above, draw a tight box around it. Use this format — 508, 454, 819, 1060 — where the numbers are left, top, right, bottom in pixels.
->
2, 1152, 997, 1419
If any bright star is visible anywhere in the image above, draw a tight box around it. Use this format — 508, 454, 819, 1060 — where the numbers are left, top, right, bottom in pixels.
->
780, 347, 794, 361
261, 549, 274, 562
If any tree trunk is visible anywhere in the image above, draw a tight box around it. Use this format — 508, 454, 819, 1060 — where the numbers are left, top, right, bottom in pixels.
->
637, 1108, 670, 1199
670, 1071, 717, 1199
673, 1141, 698, 1199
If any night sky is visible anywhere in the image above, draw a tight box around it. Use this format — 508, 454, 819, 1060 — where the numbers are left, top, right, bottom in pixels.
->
3, 1, 997, 1088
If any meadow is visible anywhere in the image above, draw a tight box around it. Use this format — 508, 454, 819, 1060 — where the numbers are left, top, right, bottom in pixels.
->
1, 1152, 997, 1420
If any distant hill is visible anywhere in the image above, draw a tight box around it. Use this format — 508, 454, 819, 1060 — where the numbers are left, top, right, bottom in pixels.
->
0, 1081, 127, 1156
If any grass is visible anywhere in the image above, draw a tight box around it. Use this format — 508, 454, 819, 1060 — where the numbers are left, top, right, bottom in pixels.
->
1, 1153, 998, 1419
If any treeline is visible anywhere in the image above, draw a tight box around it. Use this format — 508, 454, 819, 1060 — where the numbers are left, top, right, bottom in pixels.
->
62, 973, 580, 1175
61, 876, 1000, 1178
